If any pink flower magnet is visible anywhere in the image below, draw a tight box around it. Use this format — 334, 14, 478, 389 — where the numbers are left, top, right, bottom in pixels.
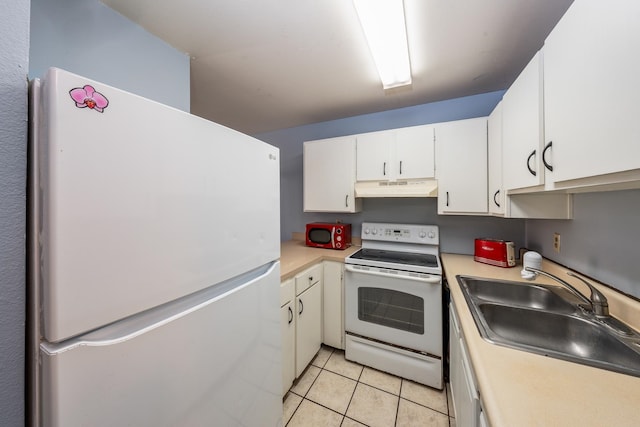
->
69, 85, 109, 113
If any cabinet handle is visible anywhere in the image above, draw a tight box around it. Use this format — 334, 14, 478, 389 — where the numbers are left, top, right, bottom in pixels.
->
383, 162, 386, 176
298, 299, 303, 315
308, 276, 313, 282
493, 190, 500, 207
288, 306, 293, 324
446, 191, 450, 207
526, 150, 537, 176
399, 160, 403, 175
345, 194, 349, 208
542, 141, 553, 172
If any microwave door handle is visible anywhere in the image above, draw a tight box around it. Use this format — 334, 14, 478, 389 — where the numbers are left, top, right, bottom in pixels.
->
344, 265, 440, 284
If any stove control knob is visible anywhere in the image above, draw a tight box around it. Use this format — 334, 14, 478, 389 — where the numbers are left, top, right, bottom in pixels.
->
364, 228, 370, 235
372, 229, 378, 235
419, 231, 427, 238
428, 231, 436, 239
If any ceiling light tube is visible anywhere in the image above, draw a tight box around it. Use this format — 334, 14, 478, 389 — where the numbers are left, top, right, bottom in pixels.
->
353, 0, 412, 89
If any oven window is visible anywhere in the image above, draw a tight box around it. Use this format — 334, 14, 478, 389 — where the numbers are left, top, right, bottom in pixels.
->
309, 228, 331, 244
357, 287, 424, 334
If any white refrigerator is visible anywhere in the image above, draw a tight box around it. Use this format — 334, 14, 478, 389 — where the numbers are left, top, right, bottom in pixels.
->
27, 68, 283, 427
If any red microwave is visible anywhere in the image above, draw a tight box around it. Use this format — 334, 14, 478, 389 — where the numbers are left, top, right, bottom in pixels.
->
305, 223, 352, 250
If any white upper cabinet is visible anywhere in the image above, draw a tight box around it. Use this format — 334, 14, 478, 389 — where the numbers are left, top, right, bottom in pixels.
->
436, 117, 488, 215
303, 136, 362, 213
356, 131, 391, 181
487, 102, 504, 215
502, 51, 545, 191
543, 0, 640, 187
356, 125, 435, 182
395, 125, 436, 180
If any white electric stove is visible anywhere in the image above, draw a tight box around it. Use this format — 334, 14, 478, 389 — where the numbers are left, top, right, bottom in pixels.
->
344, 222, 443, 389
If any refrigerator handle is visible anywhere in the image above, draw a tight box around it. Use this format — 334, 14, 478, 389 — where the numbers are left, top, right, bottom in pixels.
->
41, 261, 279, 355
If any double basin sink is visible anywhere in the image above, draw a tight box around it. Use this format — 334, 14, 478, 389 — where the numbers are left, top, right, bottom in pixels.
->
457, 275, 640, 377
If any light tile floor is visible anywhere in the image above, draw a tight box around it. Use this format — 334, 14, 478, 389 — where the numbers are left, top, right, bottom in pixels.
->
284, 345, 456, 427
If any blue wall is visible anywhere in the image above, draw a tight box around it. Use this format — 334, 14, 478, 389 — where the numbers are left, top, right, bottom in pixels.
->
1, 1, 29, 425
30, 0, 190, 112
527, 189, 640, 299
255, 91, 527, 255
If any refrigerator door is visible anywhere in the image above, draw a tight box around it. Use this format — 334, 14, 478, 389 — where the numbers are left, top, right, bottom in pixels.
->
35, 68, 280, 342
40, 262, 282, 427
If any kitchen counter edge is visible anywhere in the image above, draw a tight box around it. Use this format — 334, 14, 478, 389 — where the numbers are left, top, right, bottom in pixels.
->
280, 239, 361, 281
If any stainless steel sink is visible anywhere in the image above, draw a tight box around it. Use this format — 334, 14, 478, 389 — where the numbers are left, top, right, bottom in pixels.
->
456, 275, 640, 377
460, 276, 578, 313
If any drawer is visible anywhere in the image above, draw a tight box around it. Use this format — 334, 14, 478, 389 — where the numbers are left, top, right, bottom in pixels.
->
280, 278, 295, 307
295, 263, 323, 295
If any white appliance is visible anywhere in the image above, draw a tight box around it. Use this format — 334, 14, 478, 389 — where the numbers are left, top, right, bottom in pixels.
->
344, 222, 443, 389
27, 68, 283, 427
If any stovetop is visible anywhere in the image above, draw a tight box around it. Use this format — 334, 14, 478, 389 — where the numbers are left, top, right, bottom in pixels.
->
348, 248, 439, 268
345, 222, 441, 275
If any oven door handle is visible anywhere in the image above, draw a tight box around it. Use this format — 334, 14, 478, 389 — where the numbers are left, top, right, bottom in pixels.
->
344, 264, 441, 284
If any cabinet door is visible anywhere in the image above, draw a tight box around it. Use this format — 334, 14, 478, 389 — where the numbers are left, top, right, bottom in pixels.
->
449, 303, 480, 427
544, 0, 640, 184
356, 131, 394, 181
303, 136, 361, 213
436, 118, 488, 214
281, 301, 295, 396
502, 51, 544, 190
395, 125, 435, 180
322, 261, 344, 349
488, 102, 504, 215
295, 281, 322, 377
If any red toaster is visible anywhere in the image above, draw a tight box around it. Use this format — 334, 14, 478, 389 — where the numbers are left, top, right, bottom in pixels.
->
474, 238, 516, 268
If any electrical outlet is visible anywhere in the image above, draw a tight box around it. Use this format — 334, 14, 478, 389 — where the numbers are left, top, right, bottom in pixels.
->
553, 233, 561, 253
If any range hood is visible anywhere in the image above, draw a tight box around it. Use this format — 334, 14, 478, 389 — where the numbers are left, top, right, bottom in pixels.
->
354, 179, 438, 198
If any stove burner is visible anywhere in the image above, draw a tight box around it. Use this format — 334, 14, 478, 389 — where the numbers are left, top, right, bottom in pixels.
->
349, 249, 438, 269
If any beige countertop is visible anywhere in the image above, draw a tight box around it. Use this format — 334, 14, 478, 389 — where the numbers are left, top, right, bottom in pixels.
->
442, 253, 640, 427
280, 238, 361, 281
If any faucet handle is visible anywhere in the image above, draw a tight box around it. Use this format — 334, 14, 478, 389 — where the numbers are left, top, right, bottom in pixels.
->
566, 272, 609, 317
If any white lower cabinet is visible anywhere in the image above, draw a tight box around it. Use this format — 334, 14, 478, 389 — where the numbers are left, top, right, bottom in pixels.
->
450, 300, 484, 427
294, 264, 323, 378
280, 278, 296, 396
322, 261, 344, 349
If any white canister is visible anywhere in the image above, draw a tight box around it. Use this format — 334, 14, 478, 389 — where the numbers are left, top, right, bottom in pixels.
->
521, 251, 542, 279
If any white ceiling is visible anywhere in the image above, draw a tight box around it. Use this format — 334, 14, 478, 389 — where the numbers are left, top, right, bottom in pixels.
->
100, 0, 573, 134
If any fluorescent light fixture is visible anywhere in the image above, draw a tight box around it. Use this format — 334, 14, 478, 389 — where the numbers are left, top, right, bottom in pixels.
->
353, 0, 412, 89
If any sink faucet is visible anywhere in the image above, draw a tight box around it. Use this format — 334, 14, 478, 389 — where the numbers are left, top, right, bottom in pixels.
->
524, 267, 609, 317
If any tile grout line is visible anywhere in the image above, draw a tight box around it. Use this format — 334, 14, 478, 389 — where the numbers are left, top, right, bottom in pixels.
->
339, 361, 368, 427
393, 379, 404, 427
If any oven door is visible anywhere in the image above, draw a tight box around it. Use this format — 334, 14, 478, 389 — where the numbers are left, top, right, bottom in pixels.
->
344, 264, 442, 357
